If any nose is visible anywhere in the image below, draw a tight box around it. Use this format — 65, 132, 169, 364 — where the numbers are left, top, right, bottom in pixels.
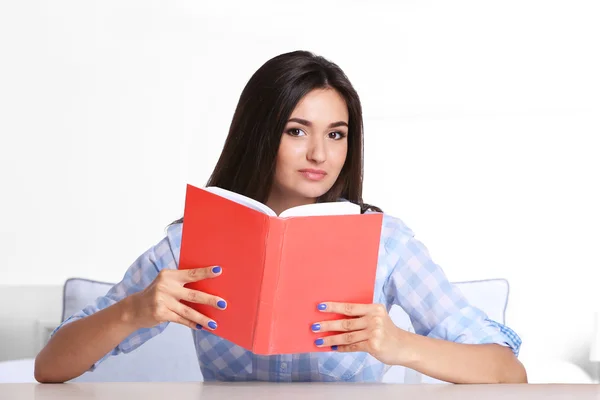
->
306, 135, 326, 164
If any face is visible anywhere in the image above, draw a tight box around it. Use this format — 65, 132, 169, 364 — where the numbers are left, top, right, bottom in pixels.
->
271, 88, 349, 204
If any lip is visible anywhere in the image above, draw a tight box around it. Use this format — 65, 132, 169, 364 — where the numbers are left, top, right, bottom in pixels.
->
298, 168, 327, 181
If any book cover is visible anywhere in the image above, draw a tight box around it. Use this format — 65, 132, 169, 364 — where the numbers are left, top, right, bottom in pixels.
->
178, 184, 383, 354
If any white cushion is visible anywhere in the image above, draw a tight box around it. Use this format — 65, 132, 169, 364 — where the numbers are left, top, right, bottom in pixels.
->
62, 278, 116, 322
453, 278, 508, 324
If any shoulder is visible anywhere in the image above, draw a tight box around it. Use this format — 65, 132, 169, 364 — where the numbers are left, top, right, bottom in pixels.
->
338, 199, 416, 246
165, 221, 183, 244
365, 211, 416, 252
147, 222, 183, 270
364, 211, 428, 285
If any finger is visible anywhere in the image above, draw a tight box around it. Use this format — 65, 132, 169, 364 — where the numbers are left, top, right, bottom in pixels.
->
317, 302, 376, 317
177, 286, 227, 310
334, 341, 369, 353
314, 329, 370, 348
179, 265, 222, 283
168, 297, 218, 330
167, 310, 203, 331
311, 316, 368, 333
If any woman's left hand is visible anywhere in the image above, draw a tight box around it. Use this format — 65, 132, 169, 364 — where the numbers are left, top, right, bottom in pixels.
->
312, 302, 410, 366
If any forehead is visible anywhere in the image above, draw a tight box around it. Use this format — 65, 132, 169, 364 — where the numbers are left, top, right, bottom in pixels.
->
290, 89, 348, 122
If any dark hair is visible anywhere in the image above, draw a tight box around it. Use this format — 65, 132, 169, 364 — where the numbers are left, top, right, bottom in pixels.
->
172, 50, 381, 225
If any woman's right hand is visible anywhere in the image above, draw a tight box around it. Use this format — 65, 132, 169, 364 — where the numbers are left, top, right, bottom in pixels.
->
127, 266, 225, 331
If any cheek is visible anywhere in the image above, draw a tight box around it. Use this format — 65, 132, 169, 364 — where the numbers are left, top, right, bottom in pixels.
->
276, 140, 301, 175
331, 144, 348, 169
288, 143, 306, 157
277, 139, 305, 168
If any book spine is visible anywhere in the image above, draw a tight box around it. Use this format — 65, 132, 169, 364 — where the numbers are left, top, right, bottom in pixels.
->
252, 217, 286, 355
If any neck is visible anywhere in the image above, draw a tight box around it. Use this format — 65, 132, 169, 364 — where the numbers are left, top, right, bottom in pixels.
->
266, 190, 316, 216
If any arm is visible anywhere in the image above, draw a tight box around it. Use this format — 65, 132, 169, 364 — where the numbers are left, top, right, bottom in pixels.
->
315, 300, 526, 384
383, 226, 526, 383
401, 331, 527, 383
34, 243, 166, 383
35, 228, 224, 383
313, 216, 526, 383
34, 296, 142, 383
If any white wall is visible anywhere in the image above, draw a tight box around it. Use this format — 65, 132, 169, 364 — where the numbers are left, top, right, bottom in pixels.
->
1, 0, 599, 375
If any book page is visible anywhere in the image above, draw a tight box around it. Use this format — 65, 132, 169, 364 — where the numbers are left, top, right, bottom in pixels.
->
279, 201, 360, 218
204, 186, 276, 216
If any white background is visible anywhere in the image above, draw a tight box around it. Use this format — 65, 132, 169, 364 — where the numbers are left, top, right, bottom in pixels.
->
1, 0, 599, 374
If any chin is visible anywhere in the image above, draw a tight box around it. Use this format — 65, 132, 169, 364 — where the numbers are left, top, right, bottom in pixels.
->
290, 181, 334, 200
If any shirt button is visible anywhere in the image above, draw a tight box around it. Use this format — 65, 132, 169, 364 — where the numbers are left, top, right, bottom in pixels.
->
280, 363, 287, 371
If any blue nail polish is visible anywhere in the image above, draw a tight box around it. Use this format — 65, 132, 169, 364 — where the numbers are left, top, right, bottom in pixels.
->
212, 266, 222, 274
317, 303, 327, 311
311, 323, 321, 331
217, 300, 227, 309
315, 338, 324, 346
208, 321, 217, 330
331, 345, 338, 351
196, 324, 203, 330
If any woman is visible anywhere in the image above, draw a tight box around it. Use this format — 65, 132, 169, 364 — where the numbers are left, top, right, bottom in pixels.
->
34, 50, 527, 384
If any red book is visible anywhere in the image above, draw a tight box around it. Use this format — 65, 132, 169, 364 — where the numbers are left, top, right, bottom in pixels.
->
178, 184, 383, 355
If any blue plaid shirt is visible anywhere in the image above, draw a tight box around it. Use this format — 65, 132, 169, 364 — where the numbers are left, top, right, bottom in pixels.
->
53, 212, 521, 382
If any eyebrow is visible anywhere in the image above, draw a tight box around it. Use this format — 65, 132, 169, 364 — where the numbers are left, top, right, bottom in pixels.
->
287, 118, 348, 129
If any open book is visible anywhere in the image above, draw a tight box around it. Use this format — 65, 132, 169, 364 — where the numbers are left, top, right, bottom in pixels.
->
203, 186, 362, 217
178, 184, 383, 355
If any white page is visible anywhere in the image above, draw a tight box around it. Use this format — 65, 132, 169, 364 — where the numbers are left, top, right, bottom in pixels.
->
279, 201, 360, 218
203, 186, 360, 218
203, 186, 276, 216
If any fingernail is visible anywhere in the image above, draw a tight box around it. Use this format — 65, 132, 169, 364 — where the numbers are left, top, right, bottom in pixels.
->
331, 345, 338, 351
315, 338, 324, 346
212, 266, 222, 274
217, 300, 227, 309
196, 324, 203, 330
311, 323, 321, 332
208, 321, 217, 330
317, 303, 327, 311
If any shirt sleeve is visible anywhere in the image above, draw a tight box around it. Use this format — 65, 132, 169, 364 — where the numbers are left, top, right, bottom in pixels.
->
50, 232, 178, 371
382, 227, 522, 357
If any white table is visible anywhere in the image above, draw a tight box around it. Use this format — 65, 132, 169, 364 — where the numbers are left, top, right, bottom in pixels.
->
1, 382, 599, 400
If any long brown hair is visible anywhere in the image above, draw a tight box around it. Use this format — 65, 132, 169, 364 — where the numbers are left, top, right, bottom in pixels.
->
172, 50, 380, 224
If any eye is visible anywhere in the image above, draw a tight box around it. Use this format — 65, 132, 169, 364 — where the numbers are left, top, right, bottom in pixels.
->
286, 128, 306, 137
328, 131, 346, 140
